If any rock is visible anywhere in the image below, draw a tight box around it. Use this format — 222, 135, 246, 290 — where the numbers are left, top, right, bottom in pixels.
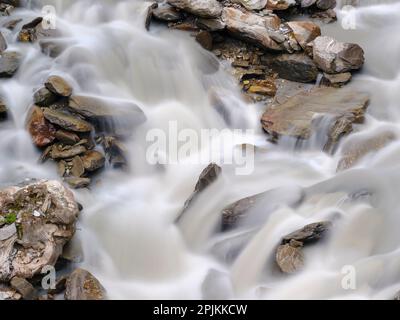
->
2, 18, 22, 30
17, 17, 42, 42
320, 72, 352, 87
48, 275, 68, 295
266, 0, 296, 10
267, 53, 319, 83
145, 2, 158, 31
0, 97, 7, 114
0, 180, 79, 281
337, 131, 396, 171
222, 8, 282, 51
301, 0, 316, 7
167, 0, 222, 18
70, 156, 85, 177
65, 268, 105, 300
152, 5, 183, 22
276, 242, 304, 274
101, 136, 128, 168
282, 221, 332, 244
195, 30, 213, 50
50, 144, 87, 159
311, 8, 337, 24
287, 21, 321, 51
246, 79, 277, 96
0, 286, 21, 300
0, 4, 14, 17
64, 177, 91, 189
81, 150, 105, 172
316, 0, 336, 10
0, 31, 7, 52
68, 95, 146, 136
310, 36, 364, 73
196, 17, 225, 31
26, 106, 56, 147
232, 0, 267, 11
177, 163, 221, 221
55, 129, 80, 145
10, 277, 37, 300
43, 108, 93, 133
33, 87, 58, 107
45, 75, 73, 97
0, 51, 20, 77
261, 87, 369, 149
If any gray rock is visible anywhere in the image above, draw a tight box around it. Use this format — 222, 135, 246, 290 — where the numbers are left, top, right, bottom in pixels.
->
0, 51, 20, 77
65, 268, 106, 300
33, 87, 58, 107
316, 0, 336, 10
167, 0, 222, 18
301, 0, 317, 7
282, 221, 332, 245
43, 108, 93, 133
145, 2, 158, 31
310, 36, 364, 73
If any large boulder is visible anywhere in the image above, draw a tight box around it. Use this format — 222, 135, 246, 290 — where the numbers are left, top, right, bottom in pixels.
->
310, 36, 365, 74
261, 87, 370, 150
221, 7, 283, 52
167, 0, 222, 18
0, 180, 79, 281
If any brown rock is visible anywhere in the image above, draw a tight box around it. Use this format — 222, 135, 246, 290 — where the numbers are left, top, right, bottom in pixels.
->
33, 87, 58, 106
50, 144, 86, 159
81, 150, 105, 172
70, 156, 85, 177
287, 21, 321, 51
10, 277, 38, 300
276, 243, 304, 274
55, 129, 80, 145
195, 30, 213, 50
282, 221, 332, 245
64, 177, 91, 189
26, 106, 56, 147
320, 72, 352, 87
65, 268, 105, 300
167, 0, 222, 18
145, 3, 158, 31
43, 108, 93, 133
196, 17, 225, 31
247, 79, 277, 96
45, 75, 73, 97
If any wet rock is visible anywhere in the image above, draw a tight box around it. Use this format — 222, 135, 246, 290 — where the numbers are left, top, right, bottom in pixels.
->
0, 180, 79, 281
266, 0, 296, 10
310, 36, 364, 73
81, 150, 105, 172
55, 129, 80, 145
196, 30, 213, 50
145, 3, 158, 31
222, 8, 282, 52
43, 108, 93, 133
10, 277, 38, 300
320, 72, 350, 88
70, 156, 85, 177
276, 242, 304, 274
167, 0, 222, 18
246, 78, 277, 96
337, 131, 396, 171
267, 52, 319, 83
152, 4, 183, 22
102, 136, 128, 168
196, 17, 225, 31
301, 0, 317, 7
311, 9, 337, 24
177, 163, 221, 221
0, 97, 7, 114
261, 87, 369, 149
0, 31, 7, 52
18, 17, 42, 42
232, 0, 267, 11
50, 144, 86, 159
45, 75, 73, 97
0, 3, 14, 16
64, 177, 91, 189
26, 106, 56, 147
0, 51, 20, 77
65, 268, 106, 300
282, 221, 332, 245
316, 0, 336, 10
33, 86, 59, 107
287, 21, 321, 51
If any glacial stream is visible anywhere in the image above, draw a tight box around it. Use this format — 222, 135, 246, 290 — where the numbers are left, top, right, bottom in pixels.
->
1, 0, 400, 299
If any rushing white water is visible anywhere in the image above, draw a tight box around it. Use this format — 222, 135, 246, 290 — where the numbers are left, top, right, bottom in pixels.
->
1, 0, 400, 299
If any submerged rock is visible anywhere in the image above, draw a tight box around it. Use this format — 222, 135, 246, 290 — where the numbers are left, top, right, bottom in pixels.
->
0, 51, 20, 77
310, 36, 365, 74
167, 0, 222, 18
261, 87, 369, 149
65, 268, 106, 300
0, 180, 79, 281
26, 106, 56, 147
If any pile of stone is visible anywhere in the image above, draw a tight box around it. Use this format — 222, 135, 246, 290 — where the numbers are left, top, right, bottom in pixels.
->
0, 179, 105, 300
26, 75, 146, 188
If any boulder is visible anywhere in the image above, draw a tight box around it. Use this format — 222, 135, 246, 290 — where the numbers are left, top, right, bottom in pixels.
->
43, 108, 93, 133
17, 17, 42, 42
0, 51, 20, 77
0, 180, 79, 281
310, 36, 364, 74
26, 106, 56, 147
221, 7, 283, 52
261, 87, 369, 149
167, 0, 222, 18
267, 52, 319, 83
65, 268, 105, 300
287, 21, 321, 51
152, 5, 183, 22
0, 97, 7, 114
45, 75, 73, 97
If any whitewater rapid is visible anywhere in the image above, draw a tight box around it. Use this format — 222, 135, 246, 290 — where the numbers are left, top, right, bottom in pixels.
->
1, 0, 400, 299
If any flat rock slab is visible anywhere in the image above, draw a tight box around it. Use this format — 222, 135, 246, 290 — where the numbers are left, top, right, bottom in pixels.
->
43, 108, 93, 133
261, 87, 370, 147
